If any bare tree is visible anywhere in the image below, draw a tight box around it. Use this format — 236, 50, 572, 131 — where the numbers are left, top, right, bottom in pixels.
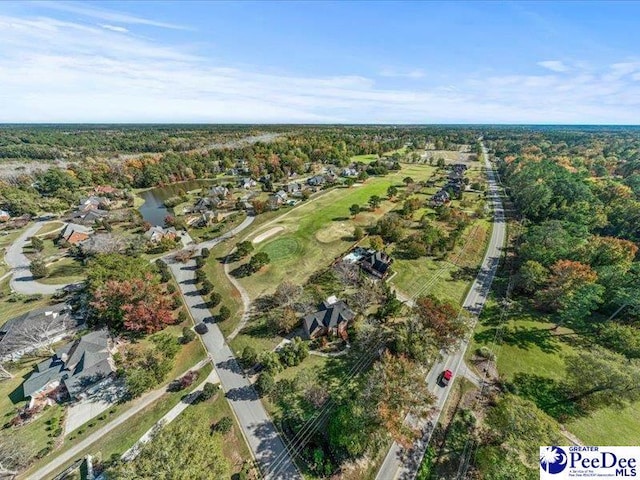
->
0, 309, 71, 361
333, 260, 361, 287
273, 281, 302, 308
349, 280, 382, 314
0, 436, 31, 478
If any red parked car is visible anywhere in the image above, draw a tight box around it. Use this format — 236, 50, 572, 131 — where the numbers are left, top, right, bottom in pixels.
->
440, 369, 453, 386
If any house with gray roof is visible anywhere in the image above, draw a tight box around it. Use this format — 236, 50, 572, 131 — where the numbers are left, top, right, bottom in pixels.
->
22, 329, 115, 405
302, 296, 355, 340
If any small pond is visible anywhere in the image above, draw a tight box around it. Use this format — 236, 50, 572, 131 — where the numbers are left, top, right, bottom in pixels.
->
138, 179, 216, 225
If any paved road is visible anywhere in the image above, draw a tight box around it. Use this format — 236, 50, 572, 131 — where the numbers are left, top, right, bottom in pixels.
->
4, 221, 75, 295
167, 215, 301, 480
376, 141, 506, 480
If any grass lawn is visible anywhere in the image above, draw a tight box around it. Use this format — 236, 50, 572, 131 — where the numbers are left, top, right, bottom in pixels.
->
23, 238, 60, 261
39, 257, 86, 285
471, 303, 640, 445
34, 221, 64, 236
0, 357, 65, 465
235, 164, 437, 300
350, 153, 380, 164
0, 278, 54, 328
0, 226, 27, 249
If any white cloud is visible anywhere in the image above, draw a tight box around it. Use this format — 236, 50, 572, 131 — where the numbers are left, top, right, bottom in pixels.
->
537, 60, 569, 73
0, 13, 639, 124
379, 68, 426, 79
99, 24, 128, 33
34, 1, 190, 30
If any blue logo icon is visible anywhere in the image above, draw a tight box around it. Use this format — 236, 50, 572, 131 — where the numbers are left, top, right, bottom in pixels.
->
540, 446, 568, 474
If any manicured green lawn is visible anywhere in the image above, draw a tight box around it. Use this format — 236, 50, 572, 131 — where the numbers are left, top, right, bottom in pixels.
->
34, 221, 64, 236
350, 153, 380, 164
23, 363, 214, 479
471, 304, 640, 445
39, 257, 86, 285
236, 165, 436, 300
567, 402, 640, 446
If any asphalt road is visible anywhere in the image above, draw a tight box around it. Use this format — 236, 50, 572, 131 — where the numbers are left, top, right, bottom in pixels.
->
168, 215, 302, 480
5, 221, 74, 295
376, 142, 506, 480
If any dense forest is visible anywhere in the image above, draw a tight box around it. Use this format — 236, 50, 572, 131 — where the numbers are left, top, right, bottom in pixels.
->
0, 125, 481, 216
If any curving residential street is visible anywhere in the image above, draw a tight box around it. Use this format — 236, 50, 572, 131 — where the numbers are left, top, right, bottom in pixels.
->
376, 141, 507, 480
5, 221, 75, 295
168, 213, 301, 480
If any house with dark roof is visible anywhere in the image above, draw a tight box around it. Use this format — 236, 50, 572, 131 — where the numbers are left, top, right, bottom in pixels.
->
302, 297, 355, 340
430, 189, 451, 207
359, 250, 393, 279
22, 329, 115, 406
307, 175, 326, 187
0, 303, 79, 361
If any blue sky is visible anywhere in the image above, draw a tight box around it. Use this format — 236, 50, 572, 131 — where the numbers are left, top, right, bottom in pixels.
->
1, 1, 639, 123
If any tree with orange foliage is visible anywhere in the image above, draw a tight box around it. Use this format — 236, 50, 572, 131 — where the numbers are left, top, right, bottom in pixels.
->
91, 274, 176, 334
414, 295, 467, 350
537, 260, 604, 324
367, 351, 434, 447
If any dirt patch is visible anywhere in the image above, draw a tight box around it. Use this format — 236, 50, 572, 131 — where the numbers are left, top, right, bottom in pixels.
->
252, 226, 284, 244
315, 222, 352, 243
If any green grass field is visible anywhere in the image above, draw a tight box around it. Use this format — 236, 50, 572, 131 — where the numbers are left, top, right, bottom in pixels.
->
236, 164, 437, 299
34, 222, 64, 237
38, 257, 85, 285
471, 301, 640, 445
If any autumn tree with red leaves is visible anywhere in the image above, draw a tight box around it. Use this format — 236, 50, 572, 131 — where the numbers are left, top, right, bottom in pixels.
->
91, 274, 176, 334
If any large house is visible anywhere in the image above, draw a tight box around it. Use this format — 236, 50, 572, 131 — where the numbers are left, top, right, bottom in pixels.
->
430, 189, 450, 207
0, 303, 79, 361
22, 329, 115, 406
144, 225, 178, 243
303, 296, 355, 340
208, 186, 229, 198
59, 223, 93, 245
360, 250, 393, 279
77, 196, 110, 214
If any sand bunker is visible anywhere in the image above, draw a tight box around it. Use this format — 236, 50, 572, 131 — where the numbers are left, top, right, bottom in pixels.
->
252, 226, 285, 244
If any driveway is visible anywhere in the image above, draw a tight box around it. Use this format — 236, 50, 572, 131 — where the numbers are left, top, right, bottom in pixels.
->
64, 379, 127, 435
5, 221, 76, 295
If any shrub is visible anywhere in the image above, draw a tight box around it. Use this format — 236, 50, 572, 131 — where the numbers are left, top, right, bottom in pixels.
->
194, 269, 207, 283
476, 346, 496, 361
195, 256, 205, 269
201, 280, 214, 295
201, 247, 210, 258
182, 326, 195, 343
241, 346, 258, 367
209, 292, 222, 308
200, 382, 217, 401
213, 416, 233, 434
178, 310, 188, 323
256, 372, 275, 396
218, 305, 230, 321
